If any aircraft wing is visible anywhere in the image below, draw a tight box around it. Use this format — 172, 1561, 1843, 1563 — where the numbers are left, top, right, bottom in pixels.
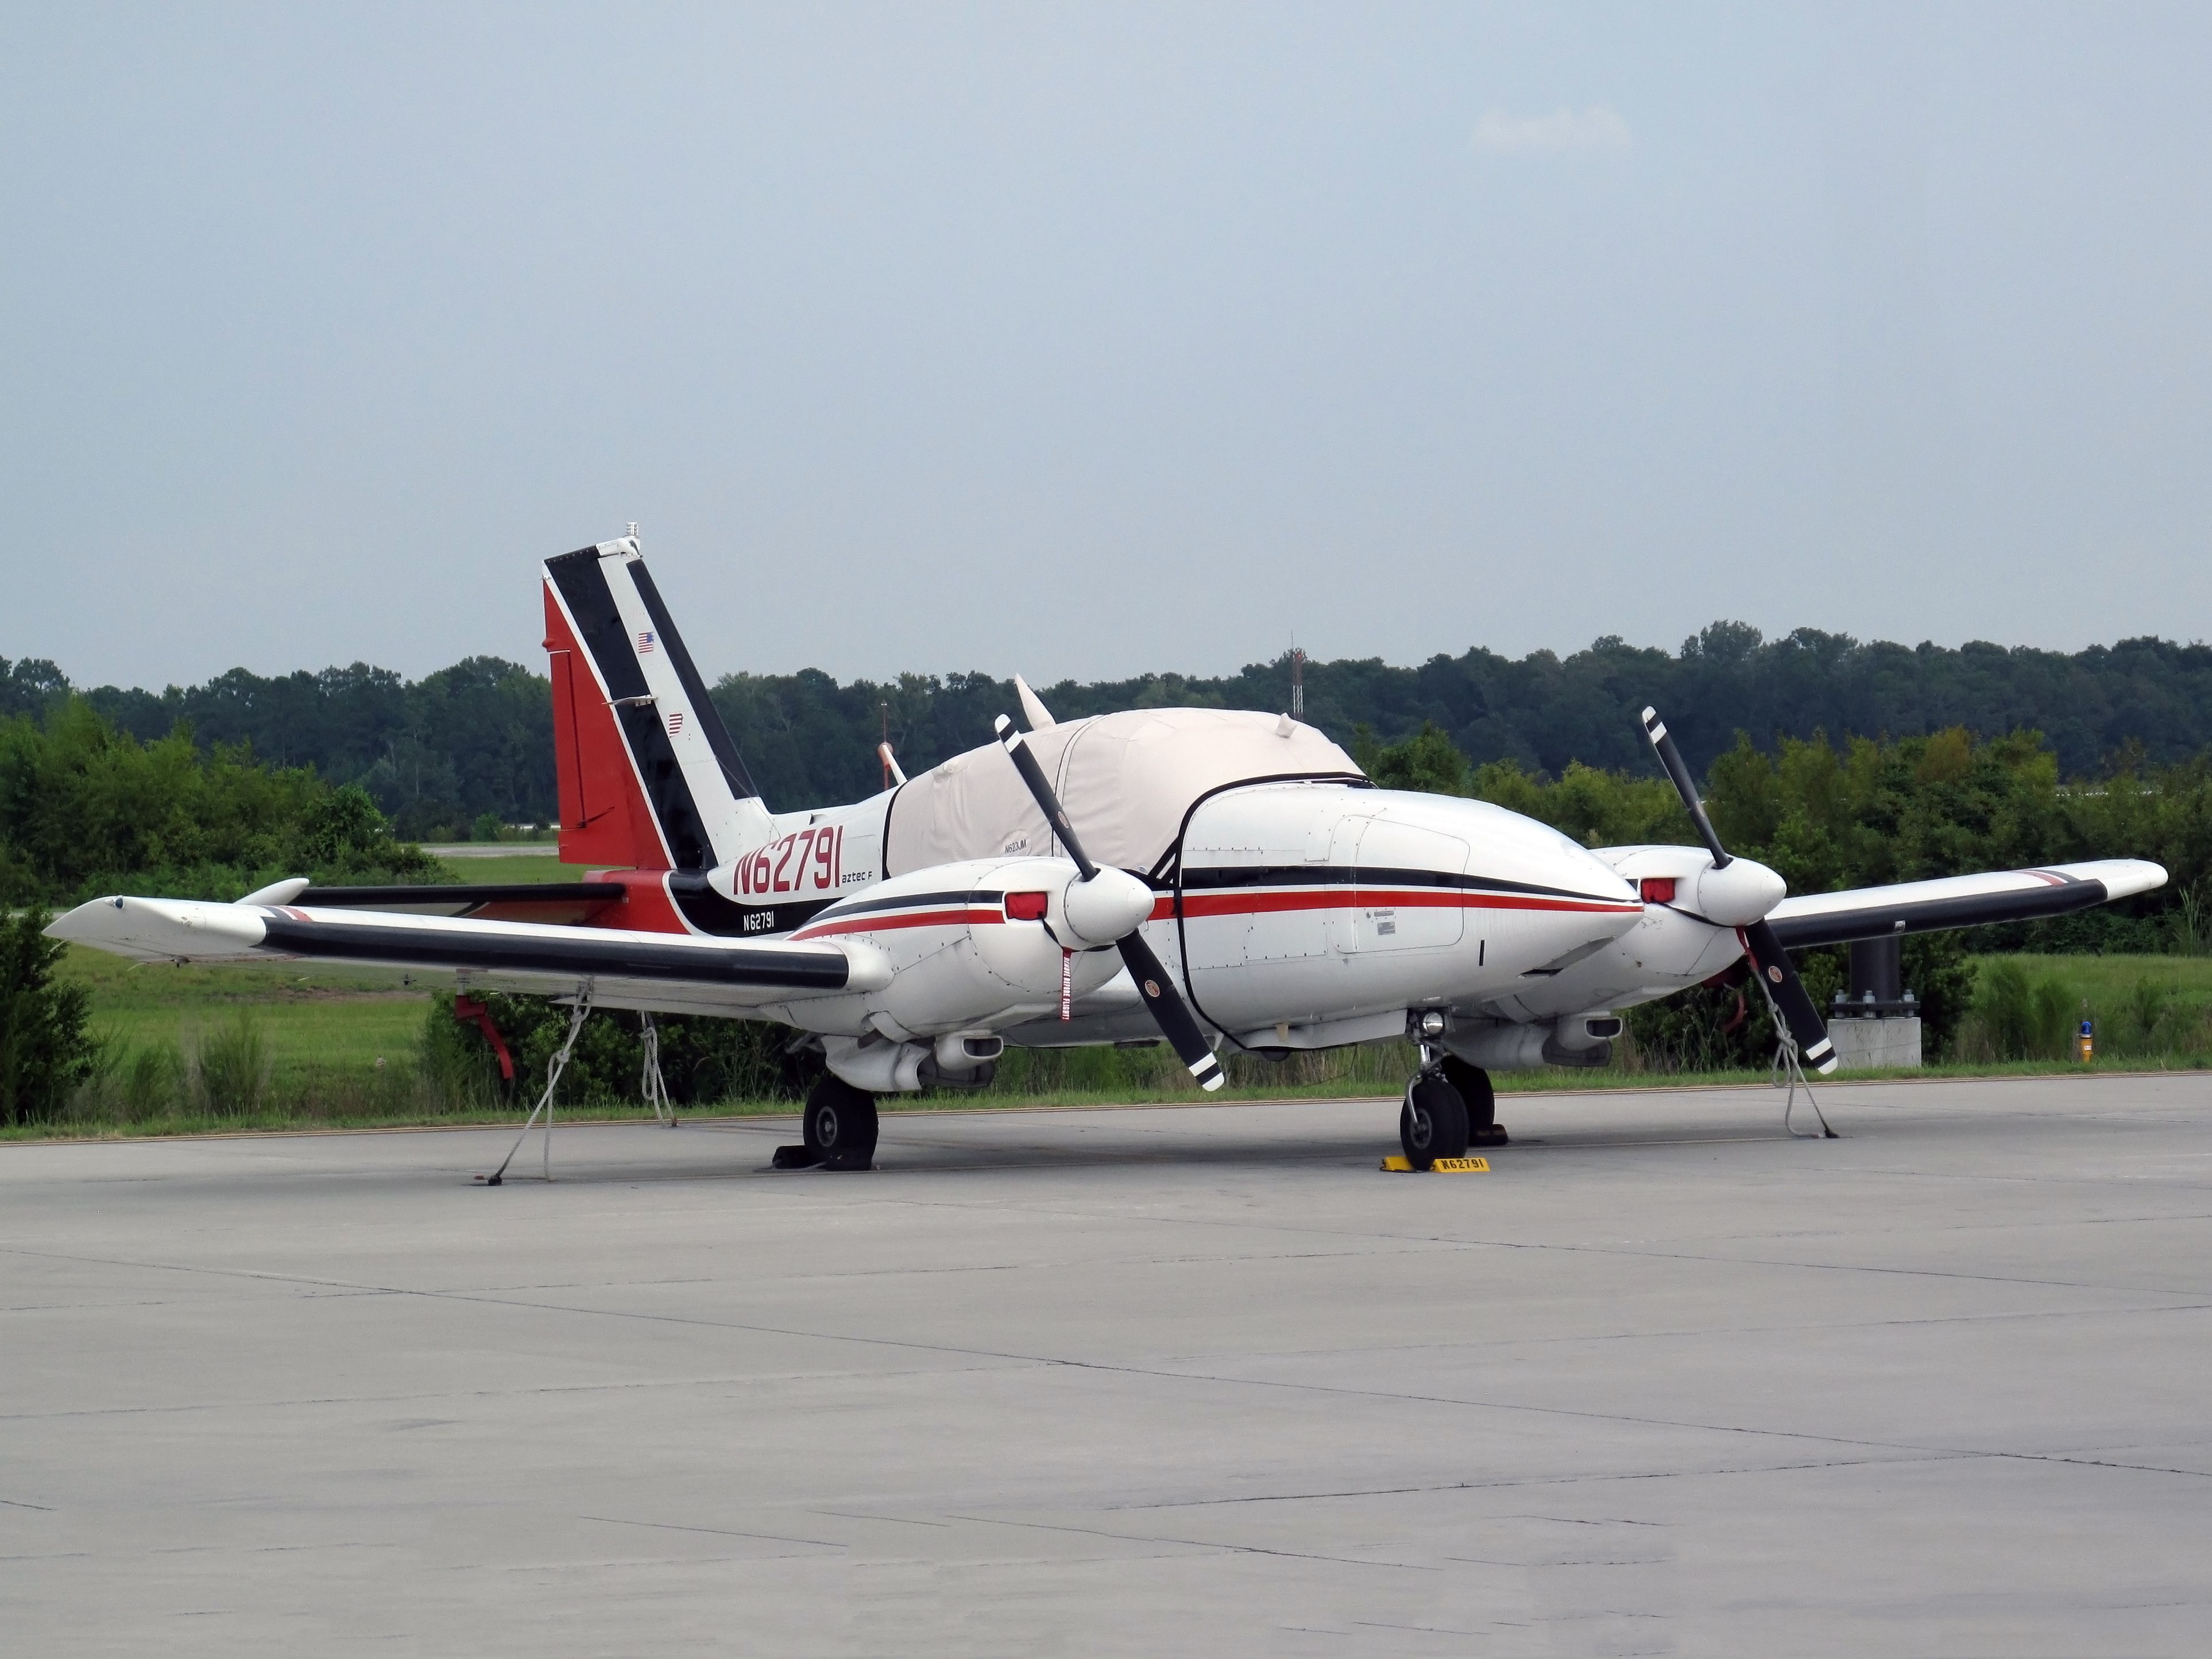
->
45, 896, 888, 1009
1765, 859, 2167, 950
296, 883, 621, 925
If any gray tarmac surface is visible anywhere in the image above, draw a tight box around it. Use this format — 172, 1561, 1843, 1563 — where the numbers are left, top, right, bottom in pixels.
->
3, 1075, 2209, 1656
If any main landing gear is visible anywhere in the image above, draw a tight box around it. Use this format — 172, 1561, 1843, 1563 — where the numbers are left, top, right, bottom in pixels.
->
1398, 1055, 1507, 1170
772, 1074, 881, 1171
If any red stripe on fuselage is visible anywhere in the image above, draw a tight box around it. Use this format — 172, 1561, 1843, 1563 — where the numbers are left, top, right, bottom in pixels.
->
792, 907, 1006, 941
793, 888, 1635, 943
1175, 889, 1640, 918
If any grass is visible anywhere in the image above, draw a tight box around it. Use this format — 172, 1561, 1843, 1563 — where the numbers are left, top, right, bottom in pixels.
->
1959, 952, 2212, 1062
434, 853, 609, 885
63, 945, 426, 1075
21, 948, 2211, 1145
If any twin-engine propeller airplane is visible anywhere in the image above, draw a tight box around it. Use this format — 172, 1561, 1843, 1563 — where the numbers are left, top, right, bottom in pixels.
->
51, 535, 2167, 1171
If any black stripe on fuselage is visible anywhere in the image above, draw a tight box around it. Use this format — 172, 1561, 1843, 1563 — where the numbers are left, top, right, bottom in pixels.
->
258, 916, 853, 988
544, 546, 714, 872
1180, 863, 1625, 905
809, 888, 1008, 922
1767, 876, 2109, 950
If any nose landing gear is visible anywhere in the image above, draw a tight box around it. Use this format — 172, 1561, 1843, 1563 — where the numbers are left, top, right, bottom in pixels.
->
1399, 1054, 1507, 1169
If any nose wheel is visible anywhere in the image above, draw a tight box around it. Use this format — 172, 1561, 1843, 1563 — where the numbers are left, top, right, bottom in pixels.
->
1399, 1057, 1507, 1168
1399, 1072, 1471, 1168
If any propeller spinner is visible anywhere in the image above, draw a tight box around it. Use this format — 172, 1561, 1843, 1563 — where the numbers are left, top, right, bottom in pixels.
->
1640, 707, 1838, 1076
993, 715, 1225, 1091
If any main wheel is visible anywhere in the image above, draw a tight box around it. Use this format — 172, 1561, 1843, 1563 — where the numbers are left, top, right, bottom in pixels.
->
1399, 1072, 1471, 1169
803, 1075, 880, 1170
1439, 1055, 1503, 1144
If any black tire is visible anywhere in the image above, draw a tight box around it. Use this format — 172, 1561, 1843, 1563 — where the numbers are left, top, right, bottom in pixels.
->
1439, 1055, 1496, 1132
803, 1075, 879, 1170
1399, 1072, 1470, 1169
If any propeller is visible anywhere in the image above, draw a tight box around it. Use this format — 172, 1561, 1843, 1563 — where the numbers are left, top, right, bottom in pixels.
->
993, 715, 1224, 1091
1639, 707, 1837, 1076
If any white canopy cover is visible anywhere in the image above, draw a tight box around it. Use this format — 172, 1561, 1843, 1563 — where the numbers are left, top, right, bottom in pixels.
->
884, 709, 1364, 878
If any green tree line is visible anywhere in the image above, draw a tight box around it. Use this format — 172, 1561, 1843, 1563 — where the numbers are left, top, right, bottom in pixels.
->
11, 620, 2212, 832
0, 699, 441, 905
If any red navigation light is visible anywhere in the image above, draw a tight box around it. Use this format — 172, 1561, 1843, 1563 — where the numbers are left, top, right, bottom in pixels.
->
1639, 877, 1676, 904
1006, 891, 1050, 921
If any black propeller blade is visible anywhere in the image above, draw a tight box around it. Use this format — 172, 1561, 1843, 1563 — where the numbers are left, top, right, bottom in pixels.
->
994, 715, 1096, 878
993, 715, 1224, 1091
1115, 930, 1225, 1092
1639, 706, 1730, 869
1742, 919, 1838, 1074
1639, 706, 1837, 1076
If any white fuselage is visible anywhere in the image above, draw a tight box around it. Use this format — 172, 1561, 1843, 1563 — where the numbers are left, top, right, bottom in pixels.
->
730, 779, 1668, 1064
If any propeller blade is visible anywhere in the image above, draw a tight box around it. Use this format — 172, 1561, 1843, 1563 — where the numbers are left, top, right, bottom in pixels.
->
993, 714, 1096, 880
1117, 931, 1225, 1092
992, 711, 1218, 1089
1639, 706, 1730, 869
1743, 920, 1838, 1074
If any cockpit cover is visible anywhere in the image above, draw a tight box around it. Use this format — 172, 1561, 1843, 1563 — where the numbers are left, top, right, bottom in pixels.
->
884, 709, 1364, 878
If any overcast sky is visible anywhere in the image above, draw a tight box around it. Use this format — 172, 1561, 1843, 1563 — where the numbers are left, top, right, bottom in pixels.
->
3, 3, 2207, 690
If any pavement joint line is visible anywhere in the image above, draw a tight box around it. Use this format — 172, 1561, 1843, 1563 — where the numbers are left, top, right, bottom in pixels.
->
1143, 1298, 2212, 1365
578, 1515, 844, 1548
807, 1510, 954, 1528
10, 1227, 2192, 1325
942, 1511, 1443, 1573
0, 1359, 1033, 1423
1106, 1453, 1982, 1511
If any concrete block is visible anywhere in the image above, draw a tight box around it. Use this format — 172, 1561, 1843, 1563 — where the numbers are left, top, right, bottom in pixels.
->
1827, 1015, 1921, 1070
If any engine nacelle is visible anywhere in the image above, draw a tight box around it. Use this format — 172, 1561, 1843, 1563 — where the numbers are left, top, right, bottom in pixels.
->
1442, 1012, 1621, 1072
802, 857, 1136, 1042
823, 1030, 1008, 1094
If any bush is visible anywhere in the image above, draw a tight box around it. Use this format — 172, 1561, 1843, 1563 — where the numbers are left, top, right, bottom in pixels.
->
1, 907, 95, 1125
1964, 960, 2083, 1061
429, 993, 817, 1109
193, 1009, 270, 1116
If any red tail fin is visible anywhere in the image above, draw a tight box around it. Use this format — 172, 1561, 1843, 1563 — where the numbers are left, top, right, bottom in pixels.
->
545, 578, 670, 868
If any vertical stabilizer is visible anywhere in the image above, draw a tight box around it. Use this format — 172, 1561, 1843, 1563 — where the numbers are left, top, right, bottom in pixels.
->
542, 536, 771, 871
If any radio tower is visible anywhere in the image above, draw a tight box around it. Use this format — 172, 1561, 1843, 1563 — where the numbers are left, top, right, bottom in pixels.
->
1289, 642, 1305, 720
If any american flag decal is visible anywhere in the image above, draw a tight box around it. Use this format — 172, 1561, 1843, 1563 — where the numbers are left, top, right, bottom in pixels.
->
637, 631, 655, 652
667, 711, 685, 734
